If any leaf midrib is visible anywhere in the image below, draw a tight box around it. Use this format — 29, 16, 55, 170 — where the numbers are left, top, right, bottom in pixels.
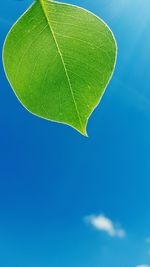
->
39, 0, 85, 134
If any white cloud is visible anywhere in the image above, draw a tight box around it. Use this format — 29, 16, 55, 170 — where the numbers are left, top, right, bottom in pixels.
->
85, 214, 126, 238
146, 238, 150, 243
136, 265, 150, 267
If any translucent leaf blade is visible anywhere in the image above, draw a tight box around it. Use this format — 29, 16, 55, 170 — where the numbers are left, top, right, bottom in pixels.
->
3, 0, 117, 135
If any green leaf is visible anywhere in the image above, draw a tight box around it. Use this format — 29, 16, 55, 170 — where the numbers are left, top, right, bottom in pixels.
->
3, 0, 117, 136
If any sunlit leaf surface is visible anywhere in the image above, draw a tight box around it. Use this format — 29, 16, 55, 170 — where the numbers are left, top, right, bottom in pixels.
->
3, 0, 117, 135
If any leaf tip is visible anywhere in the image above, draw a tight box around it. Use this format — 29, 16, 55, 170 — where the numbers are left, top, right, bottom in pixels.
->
78, 126, 88, 137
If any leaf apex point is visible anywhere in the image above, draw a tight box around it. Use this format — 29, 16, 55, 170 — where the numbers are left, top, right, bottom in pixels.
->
80, 128, 88, 137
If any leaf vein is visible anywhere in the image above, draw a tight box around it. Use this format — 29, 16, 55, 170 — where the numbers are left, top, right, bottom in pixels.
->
39, 0, 85, 133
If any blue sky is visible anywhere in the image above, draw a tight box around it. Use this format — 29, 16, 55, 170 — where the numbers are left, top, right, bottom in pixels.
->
0, 0, 150, 266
